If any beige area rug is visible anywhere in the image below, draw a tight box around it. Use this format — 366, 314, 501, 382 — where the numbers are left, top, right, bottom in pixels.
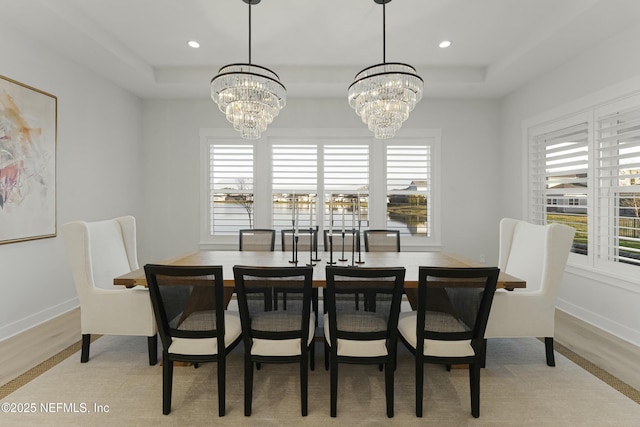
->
1, 335, 639, 427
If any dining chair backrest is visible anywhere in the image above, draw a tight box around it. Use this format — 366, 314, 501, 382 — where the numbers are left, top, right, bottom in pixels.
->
416, 267, 499, 353
281, 228, 317, 252
144, 264, 228, 352
324, 229, 360, 252
364, 229, 400, 252
498, 218, 575, 295
324, 266, 405, 352
239, 229, 276, 251
233, 265, 314, 346
64, 216, 139, 293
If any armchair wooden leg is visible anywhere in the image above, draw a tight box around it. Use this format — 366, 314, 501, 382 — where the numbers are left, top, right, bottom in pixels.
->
545, 337, 556, 367
148, 335, 158, 366
81, 334, 90, 363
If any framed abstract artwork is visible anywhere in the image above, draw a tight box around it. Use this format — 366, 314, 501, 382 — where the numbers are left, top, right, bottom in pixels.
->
0, 75, 57, 244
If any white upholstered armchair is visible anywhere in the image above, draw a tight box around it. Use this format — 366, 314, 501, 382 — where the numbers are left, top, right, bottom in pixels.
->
484, 218, 575, 366
61, 216, 157, 364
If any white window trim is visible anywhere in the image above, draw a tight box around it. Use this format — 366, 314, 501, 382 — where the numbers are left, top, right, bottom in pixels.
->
522, 75, 640, 290
199, 128, 442, 251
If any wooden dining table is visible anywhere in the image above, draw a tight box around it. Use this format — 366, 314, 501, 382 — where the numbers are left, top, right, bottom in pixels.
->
114, 250, 525, 289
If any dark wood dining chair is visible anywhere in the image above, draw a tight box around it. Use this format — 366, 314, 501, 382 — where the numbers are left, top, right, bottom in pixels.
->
233, 265, 316, 416
239, 229, 276, 251
364, 229, 401, 252
324, 266, 405, 418
323, 229, 360, 252
397, 266, 499, 418
281, 228, 317, 252
144, 264, 242, 416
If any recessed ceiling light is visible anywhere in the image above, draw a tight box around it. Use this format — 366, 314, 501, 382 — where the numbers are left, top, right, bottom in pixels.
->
439, 40, 452, 48
188, 40, 200, 48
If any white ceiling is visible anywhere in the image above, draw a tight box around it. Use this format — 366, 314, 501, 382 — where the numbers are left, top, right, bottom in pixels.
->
2, 0, 640, 99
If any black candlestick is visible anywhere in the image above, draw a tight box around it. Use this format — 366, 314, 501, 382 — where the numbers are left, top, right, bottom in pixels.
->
355, 220, 365, 264
339, 230, 347, 261
350, 229, 357, 266
289, 231, 298, 264
312, 225, 321, 261
306, 228, 316, 266
327, 233, 336, 265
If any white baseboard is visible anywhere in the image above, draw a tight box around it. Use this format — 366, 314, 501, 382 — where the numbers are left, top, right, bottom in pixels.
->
555, 309, 640, 390
0, 308, 80, 386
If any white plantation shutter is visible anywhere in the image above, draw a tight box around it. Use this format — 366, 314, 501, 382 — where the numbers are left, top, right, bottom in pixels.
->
324, 145, 369, 231
202, 129, 441, 249
596, 98, 640, 268
386, 145, 430, 236
209, 144, 254, 235
530, 121, 589, 254
272, 145, 318, 230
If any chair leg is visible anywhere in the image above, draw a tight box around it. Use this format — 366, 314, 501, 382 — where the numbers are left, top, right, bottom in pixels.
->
244, 356, 253, 416
218, 355, 226, 416
330, 358, 338, 417
163, 358, 173, 415
301, 354, 309, 416
416, 359, 424, 417
310, 340, 315, 371
324, 341, 329, 371
385, 362, 394, 418
148, 335, 158, 366
481, 338, 487, 368
545, 337, 556, 367
469, 363, 481, 418
81, 334, 90, 363
446, 364, 451, 371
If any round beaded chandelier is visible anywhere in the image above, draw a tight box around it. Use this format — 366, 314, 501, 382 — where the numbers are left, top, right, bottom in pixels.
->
348, 0, 423, 139
210, 0, 286, 140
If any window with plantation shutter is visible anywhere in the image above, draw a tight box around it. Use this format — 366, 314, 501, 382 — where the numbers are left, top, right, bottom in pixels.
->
530, 120, 589, 255
209, 143, 254, 235
201, 129, 441, 249
386, 145, 430, 236
272, 144, 318, 230
596, 98, 640, 269
527, 90, 640, 280
324, 145, 369, 232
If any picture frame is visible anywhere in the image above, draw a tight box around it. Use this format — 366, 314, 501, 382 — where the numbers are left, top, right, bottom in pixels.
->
0, 74, 57, 244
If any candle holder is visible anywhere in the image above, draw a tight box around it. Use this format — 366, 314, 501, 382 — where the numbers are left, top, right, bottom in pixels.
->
327, 233, 336, 265
289, 230, 298, 264
312, 225, 321, 262
339, 230, 348, 262
306, 228, 316, 266
350, 228, 357, 267
355, 220, 365, 264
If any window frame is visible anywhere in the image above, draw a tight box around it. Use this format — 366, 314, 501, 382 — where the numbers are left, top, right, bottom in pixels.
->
524, 89, 640, 287
200, 128, 441, 251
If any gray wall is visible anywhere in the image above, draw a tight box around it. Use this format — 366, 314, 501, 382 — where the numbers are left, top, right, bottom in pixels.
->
0, 23, 142, 340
